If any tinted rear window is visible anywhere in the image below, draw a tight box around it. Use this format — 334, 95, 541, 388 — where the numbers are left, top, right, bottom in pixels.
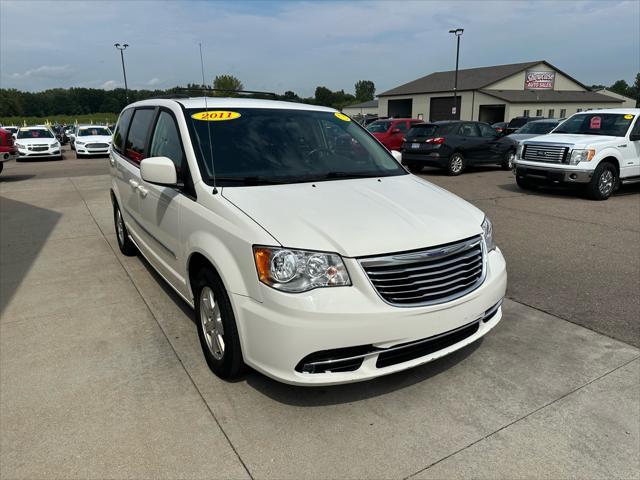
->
125, 109, 155, 163
508, 118, 529, 128
405, 123, 457, 140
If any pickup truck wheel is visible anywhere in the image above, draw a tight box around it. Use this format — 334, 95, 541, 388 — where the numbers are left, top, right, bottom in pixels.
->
516, 175, 536, 190
195, 268, 245, 380
406, 162, 423, 173
0, 163, 3, 174
447, 153, 465, 176
113, 202, 137, 256
586, 162, 617, 200
501, 150, 516, 170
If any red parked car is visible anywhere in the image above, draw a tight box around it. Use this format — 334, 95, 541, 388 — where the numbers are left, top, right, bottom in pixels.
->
366, 118, 422, 151
0, 128, 19, 174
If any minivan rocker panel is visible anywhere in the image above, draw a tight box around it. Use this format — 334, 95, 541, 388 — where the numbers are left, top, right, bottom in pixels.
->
109, 97, 507, 386
222, 175, 484, 257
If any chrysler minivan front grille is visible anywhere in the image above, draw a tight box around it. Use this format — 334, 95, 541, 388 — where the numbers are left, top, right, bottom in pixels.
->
359, 235, 485, 306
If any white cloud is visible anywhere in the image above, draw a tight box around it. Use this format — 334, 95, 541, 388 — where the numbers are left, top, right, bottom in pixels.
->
10, 65, 74, 80
147, 77, 160, 86
100, 80, 119, 90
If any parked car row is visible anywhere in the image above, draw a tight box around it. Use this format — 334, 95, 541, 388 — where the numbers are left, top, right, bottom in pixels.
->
0, 127, 19, 173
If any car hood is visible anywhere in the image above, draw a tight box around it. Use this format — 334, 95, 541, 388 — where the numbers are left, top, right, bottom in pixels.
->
222, 175, 484, 257
508, 133, 542, 142
15, 137, 56, 145
76, 135, 111, 142
524, 133, 619, 148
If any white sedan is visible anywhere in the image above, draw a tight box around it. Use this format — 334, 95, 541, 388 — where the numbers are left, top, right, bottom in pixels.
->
74, 126, 112, 158
15, 126, 61, 161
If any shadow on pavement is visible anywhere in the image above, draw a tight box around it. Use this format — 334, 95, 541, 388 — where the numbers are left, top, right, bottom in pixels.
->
497, 180, 640, 198
0, 197, 61, 316
0, 174, 36, 183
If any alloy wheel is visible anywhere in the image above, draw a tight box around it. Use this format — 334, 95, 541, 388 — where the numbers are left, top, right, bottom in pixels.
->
200, 286, 225, 360
598, 169, 614, 197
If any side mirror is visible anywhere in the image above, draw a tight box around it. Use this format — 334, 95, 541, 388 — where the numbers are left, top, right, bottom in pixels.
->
390, 150, 402, 162
140, 156, 177, 186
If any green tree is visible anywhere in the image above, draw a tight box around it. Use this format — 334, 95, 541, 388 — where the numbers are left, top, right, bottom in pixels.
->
354, 80, 375, 102
212, 75, 243, 95
609, 79, 630, 97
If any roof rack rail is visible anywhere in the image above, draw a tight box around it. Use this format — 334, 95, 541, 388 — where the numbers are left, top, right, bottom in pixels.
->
148, 93, 190, 99
173, 87, 278, 98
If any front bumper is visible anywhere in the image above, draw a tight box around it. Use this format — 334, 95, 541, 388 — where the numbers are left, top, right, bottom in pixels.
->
514, 161, 593, 184
17, 148, 61, 159
231, 248, 507, 385
76, 146, 110, 155
1, 150, 19, 162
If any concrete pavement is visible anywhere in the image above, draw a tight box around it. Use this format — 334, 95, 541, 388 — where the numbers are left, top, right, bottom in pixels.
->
1, 170, 639, 479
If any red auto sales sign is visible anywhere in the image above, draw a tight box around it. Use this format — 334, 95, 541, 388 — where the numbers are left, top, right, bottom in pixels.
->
525, 71, 555, 90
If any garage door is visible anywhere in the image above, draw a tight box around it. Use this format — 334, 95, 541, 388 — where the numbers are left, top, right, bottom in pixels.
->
388, 99, 413, 118
429, 96, 461, 121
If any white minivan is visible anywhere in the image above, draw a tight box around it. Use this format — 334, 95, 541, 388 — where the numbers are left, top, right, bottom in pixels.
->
109, 97, 507, 386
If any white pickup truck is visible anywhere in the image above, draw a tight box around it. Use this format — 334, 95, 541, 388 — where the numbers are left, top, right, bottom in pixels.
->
513, 108, 640, 200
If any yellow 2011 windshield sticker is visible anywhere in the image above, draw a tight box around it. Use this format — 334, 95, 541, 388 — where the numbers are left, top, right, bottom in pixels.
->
334, 112, 351, 122
624, 114, 634, 120
191, 111, 241, 121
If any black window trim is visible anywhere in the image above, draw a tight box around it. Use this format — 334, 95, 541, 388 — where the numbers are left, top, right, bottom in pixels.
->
113, 107, 134, 156
119, 106, 157, 169
147, 106, 197, 200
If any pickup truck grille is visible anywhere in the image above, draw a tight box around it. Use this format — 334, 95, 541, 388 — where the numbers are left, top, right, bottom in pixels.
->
522, 144, 569, 163
359, 236, 485, 306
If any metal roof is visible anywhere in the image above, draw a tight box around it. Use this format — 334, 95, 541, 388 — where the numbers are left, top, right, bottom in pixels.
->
344, 100, 379, 109
480, 89, 621, 104
378, 60, 593, 97
379, 61, 543, 96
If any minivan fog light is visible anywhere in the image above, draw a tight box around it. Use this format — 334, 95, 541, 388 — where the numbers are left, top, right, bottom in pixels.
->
254, 246, 351, 293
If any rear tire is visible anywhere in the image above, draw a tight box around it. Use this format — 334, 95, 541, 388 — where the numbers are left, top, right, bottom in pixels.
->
406, 162, 423, 173
194, 268, 245, 380
446, 152, 465, 176
0, 163, 3, 174
113, 201, 137, 256
585, 162, 617, 200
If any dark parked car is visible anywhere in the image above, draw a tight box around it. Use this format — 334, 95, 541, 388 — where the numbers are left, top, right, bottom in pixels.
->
504, 116, 544, 135
401, 120, 518, 175
508, 118, 564, 143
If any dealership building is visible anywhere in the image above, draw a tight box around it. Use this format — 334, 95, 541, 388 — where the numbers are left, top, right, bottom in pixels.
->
377, 60, 635, 123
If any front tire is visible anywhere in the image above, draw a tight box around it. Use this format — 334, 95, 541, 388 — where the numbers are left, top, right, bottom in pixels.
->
194, 268, 245, 380
113, 202, 137, 256
585, 162, 617, 200
405, 162, 423, 173
502, 150, 515, 170
446, 152, 465, 176
516, 175, 536, 190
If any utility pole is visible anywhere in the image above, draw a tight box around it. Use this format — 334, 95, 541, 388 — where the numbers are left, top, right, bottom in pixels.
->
448, 28, 464, 119
114, 43, 129, 103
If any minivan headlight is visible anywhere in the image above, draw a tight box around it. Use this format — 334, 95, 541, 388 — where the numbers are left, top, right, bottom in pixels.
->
482, 216, 496, 251
253, 246, 351, 293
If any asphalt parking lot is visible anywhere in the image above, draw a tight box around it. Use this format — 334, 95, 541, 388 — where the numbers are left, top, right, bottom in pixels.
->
1, 146, 639, 479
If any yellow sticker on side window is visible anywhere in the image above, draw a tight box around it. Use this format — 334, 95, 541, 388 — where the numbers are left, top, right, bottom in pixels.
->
334, 112, 351, 122
191, 111, 241, 121
624, 114, 634, 120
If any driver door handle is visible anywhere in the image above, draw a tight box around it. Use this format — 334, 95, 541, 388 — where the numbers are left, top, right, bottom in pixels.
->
137, 185, 148, 198
128, 179, 139, 189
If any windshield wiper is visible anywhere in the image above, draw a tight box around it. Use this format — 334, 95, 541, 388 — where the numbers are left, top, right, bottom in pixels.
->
213, 176, 289, 185
324, 171, 382, 179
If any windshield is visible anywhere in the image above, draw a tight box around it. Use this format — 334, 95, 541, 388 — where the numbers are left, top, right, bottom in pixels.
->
5, 127, 18, 134
553, 113, 634, 137
516, 122, 557, 134
17, 128, 54, 139
78, 127, 111, 137
366, 121, 392, 133
186, 108, 406, 186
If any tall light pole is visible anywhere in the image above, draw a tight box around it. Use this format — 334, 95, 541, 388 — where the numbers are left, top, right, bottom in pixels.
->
448, 28, 463, 119
114, 43, 129, 102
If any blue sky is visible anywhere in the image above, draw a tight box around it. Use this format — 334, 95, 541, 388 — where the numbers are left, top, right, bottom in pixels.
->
1, 0, 638, 96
